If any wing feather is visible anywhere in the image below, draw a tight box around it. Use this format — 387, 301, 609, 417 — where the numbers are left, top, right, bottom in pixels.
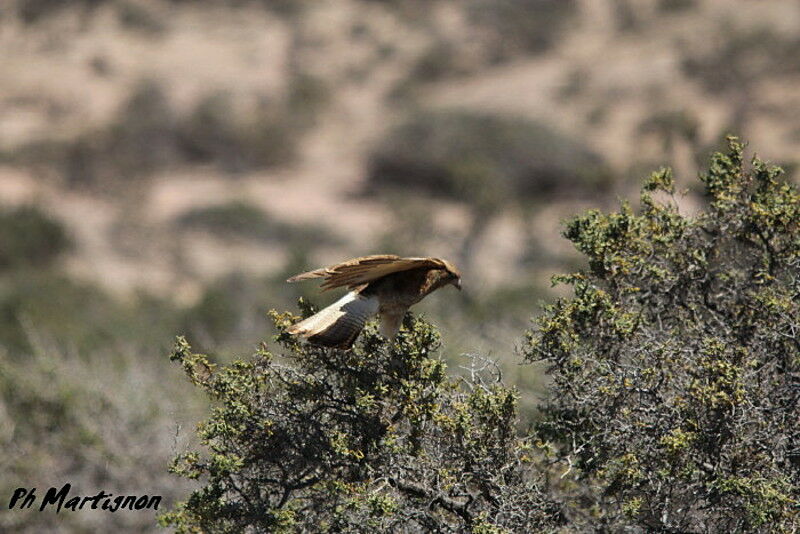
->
287, 292, 379, 349
287, 254, 446, 291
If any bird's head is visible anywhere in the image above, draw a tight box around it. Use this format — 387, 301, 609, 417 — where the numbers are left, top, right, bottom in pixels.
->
441, 260, 462, 291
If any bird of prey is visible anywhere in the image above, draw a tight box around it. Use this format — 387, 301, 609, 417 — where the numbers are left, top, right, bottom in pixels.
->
286, 254, 461, 349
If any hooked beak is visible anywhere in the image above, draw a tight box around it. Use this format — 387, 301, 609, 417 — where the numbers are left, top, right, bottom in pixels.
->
452, 278, 462, 291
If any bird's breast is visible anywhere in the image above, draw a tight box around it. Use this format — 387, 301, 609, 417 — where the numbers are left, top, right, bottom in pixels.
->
363, 268, 432, 307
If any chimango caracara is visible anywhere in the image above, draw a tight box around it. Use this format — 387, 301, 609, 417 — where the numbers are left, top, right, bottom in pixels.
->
286, 255, 461, 349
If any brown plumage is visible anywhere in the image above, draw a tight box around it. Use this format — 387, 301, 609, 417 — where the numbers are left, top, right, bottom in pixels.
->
286, 254, 461, 349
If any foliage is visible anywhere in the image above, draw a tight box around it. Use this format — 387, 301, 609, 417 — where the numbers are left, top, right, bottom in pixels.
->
162, 312, 563, 533
525, 138, 800, 531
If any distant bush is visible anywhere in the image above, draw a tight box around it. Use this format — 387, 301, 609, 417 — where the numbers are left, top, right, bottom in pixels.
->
178, 201, 276, 238
116, 0, 167, 34
610, 0, 640, 33
0, 205, 70, 270
682, 26, 800, 93
468, 0, 578, 58
407, 40, 471, 85
106, 80, 180, 174
43, 75, 325, 186
658, 0, 695, 12
11, 0, 110, 24
368, 110, 610, 209
638, 109, 700, 158
162, 313, 564, 533
369, 110, 610, 268
63, 80, 178, 186
176, 92, 298, 174
165, 0, 304, 16
365, 0, 577, 53
525, 138, 800, 531
638, 109, 699, 144
285, 71, 330, 129
13, 0, 302, 24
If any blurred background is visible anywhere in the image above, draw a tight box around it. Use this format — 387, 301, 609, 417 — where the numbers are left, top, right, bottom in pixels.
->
1, 0, 799, 530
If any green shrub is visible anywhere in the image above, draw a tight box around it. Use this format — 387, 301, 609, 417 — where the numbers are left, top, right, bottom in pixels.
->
162, 312, 563, 532
525, 138, 800, 531
0, 205, 70, 270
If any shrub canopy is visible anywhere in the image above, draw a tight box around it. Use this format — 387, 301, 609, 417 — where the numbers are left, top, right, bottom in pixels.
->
526, 137, 800, 531
162, 311, 562, 533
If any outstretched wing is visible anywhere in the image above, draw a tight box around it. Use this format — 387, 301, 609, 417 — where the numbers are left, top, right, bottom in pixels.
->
287, 291, 379, 349
287, 254, 445, 291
